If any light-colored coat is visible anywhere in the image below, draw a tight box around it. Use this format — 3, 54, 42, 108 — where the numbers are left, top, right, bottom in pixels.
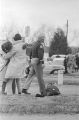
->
3, 40, 29, 78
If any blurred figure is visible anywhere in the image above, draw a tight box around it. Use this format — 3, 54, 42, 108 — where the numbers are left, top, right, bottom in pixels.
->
64, 56, 68, 74
75, 54, 79, 71
22, 35, 47, 97
67, 54, 77, 73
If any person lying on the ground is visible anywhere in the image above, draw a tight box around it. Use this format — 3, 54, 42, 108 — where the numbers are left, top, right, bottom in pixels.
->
46, 82, 60, 96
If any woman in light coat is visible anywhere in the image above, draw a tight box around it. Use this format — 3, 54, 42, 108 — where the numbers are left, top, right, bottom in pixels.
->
1, 34, 29, 94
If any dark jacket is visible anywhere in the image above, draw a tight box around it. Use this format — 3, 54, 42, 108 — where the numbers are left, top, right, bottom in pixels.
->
23, 41, 44, 61
31, 41, 44, 60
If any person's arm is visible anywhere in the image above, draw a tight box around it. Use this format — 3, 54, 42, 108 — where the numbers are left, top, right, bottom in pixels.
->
2, 49, 16, 60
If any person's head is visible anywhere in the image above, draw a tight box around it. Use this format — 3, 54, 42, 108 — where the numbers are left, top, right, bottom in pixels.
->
13, 33, 22, 41
22, 43, 28, 50
47, 82, 52, 88
1, 41, 13, 53
47, 82, 57, 88
37, 35, 45, 44
52, 82, 57, 86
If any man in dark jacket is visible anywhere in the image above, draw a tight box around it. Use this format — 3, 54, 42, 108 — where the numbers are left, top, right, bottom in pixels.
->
22, 35, 47, 97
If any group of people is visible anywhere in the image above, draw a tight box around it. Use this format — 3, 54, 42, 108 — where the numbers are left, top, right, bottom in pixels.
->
0, 33, 47, 97
64, 54, 79, 73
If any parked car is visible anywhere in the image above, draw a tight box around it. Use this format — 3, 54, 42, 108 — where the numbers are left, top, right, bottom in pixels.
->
45, 55, 65, 74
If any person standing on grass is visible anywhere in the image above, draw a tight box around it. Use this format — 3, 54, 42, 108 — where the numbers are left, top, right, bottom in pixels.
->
64, 56, 68, 74
1, 33, 29, 95
0, 41, 14, 94
22, 35, 47, 97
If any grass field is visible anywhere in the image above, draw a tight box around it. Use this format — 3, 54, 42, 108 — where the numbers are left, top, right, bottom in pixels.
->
0, 67, 79, 115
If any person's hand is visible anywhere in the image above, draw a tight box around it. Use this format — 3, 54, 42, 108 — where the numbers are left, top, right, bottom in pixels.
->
22, 44, 27, 49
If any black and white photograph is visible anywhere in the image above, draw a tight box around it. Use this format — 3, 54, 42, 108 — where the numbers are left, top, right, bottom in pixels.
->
0, 0, 79, 120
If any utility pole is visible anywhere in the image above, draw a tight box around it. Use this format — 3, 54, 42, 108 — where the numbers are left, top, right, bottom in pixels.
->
66, 20, 68, 40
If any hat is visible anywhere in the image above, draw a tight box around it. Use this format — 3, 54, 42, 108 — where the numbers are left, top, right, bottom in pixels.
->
13, 33, 22, 41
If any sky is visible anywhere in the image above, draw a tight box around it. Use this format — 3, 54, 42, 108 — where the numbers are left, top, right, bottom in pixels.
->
0, 0, 79, 46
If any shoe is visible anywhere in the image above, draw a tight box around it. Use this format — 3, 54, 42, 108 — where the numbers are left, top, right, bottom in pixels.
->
22, 89, 30, 94
18, 92, 21, 95
35, 93, 45, 97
